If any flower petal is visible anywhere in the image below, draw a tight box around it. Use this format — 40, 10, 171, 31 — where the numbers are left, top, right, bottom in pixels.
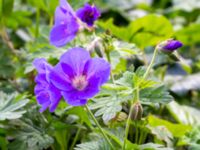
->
34, 74, 48, 85
50, 23, 77, 47
62, 91, 87, 106
36, 91, 50, 105
49, 65, 73, 91
59, 0, 74, 15
39, 102, 50, 113
80, 75, 101, 98
33, 58, 50, 73
61, 63, 75, 78
76, 3, 100, 26
34, 83, 47, 94
60, 47, 90, 75
48, 84, 62, 112
61, 75, 100, 101
84, 58, 110, 85
54, 7, 67, 25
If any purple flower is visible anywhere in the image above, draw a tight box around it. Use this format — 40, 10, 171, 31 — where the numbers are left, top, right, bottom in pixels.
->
158, 39, 183, 52
50, 0, 79, 47
49, 47, 110, 106
33, 58, 62, 112
76, 3, 101, 27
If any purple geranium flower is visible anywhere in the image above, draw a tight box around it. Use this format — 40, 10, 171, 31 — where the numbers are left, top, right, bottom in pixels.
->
76, 3, 101, 27
158, 39, 183, 52
49, 47, 110, 106
33, 58, 62, 112
50, 0, 79, 47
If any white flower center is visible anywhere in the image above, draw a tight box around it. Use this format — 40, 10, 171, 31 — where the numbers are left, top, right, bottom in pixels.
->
72, 75, 88, 91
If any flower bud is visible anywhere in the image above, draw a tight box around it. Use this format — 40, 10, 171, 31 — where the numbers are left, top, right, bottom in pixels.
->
130, 102, 143, 121
157, 39, 183, 53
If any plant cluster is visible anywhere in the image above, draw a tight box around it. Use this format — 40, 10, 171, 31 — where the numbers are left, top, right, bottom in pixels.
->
0, 0, 200, 150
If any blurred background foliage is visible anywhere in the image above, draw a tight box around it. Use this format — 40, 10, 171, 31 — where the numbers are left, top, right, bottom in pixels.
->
0, 0, 200, 150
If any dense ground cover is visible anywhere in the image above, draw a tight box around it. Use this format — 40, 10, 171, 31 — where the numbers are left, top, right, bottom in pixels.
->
0, 0, 200, 149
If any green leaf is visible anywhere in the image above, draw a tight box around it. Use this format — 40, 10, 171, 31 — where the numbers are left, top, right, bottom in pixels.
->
67, 107, 92, 127
0, 128, 7, 150
133, 69, 159, 90
75, 138, 112, 150
112, 40, 141, 57
115, 71, 134, 87
68, 0, 89, 9
5, 11, 32, 29
140, 85, 173, 104
0, 92, 29, 121
8, 132, 54, 150
7, 107, 54, 150
126, 140, 140, 150
175, 24, 200, 45
98, 14, 174, 48
147, 126, 173, 146
170, 73, 200, 95
140, 143, 173, 150
167, 101, 200, 125
2, 0, 14, 17
90, 96, 123, 124
148, 115, 192, 138
89, 88, 132, 123
178, 126, 200, 149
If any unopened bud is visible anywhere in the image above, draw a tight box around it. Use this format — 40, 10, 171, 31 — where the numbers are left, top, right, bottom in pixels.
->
157, 39, 183, 53
87, 37, 104, 57
130, 102, 143, 121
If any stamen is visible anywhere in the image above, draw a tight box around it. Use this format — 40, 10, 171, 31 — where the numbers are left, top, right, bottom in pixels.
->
72, 75, 88, 91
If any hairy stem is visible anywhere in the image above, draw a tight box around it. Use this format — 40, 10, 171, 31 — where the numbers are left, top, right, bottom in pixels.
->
123, 48, 158, 149
143, 48, 158, 80
1, 27, 18, 55
70, 120, 83, 150
123, 87, 139, 150
85, 104, 114, 149
123, 104, 134, 150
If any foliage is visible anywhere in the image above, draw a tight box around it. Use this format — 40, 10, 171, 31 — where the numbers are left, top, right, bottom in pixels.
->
0, 0, 200, 149
0, 92, 29, 120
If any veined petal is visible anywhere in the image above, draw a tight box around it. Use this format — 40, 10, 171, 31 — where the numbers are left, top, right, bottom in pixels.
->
84, 58, 110, 85
39, 102, 50, 113
54, 7, 68, 25
62, 91, 87, 106
59, 0, 75, 15
36, 91, 50, 105
34, 83, 47, 94
76, 3, 100, 26
61, 76, 100, 101
60, 47, 90, 75
34, 74, 48, 85
48, 84, 62, 112
80, 75, 100, 98
61, 63, 75, 78
54, 0, 76, 25
33, 58, 53, 83
50, 24, 77, 47
49, 65, 73, 91
33, 58, 52, 73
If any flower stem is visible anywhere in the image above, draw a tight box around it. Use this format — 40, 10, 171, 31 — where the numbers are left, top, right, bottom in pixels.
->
70, 120, 83, 150
123, 86, 139, 150
35, 8, 40, 38
85, 104, 115, 149
123, 104, 135, 150
123, 47, 158, 149
143, 48, 158, 80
